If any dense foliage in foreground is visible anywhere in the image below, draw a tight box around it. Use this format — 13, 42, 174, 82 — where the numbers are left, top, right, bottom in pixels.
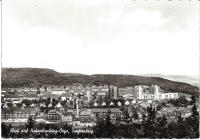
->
2, 103, 199, 138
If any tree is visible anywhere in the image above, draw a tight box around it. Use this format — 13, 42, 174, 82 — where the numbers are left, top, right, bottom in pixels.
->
44, 86, 47, 91
177, 113, 183, 123
45, 97, 51, 107
36, 86, 40, 94
142, 105, 157, 138
156, 104, 163, 111
146, 106, 156, 137
187, 104, 199, 137
1, 123, 11, 138
191, 104, 199, 120
52, 98, 57, 107
166, 121, 189, 138
133, 109, 139, 121
121, 107, 129, 123
167, 99, 179, 107
61, 100, 67, 106
47, 97, 51, 102
52, 97, 56, 103
190, 95, 196, 105
22, 99, 31, 107
26, 116, 35, 135
105, 109, 116, 138
156, 115, 168, 138
39, 97, 43, 103
94, 116, 106, 138
159, 115, 167, 127
63, 123, 72, 136
106, 109, 111, 127
142, 114, 147, 126
178, 96, 188, 106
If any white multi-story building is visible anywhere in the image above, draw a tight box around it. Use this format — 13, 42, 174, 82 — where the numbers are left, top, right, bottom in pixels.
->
113, 86, 118, 99
52, 90, 66, 95
86, 91, 92, 102
134, 85, 179, 100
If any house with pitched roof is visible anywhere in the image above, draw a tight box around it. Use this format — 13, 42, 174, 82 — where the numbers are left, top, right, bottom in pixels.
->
79, 109, 95, 122
90, 108, 123, 120
1, 106, 40, 120
45, 109, 61, 123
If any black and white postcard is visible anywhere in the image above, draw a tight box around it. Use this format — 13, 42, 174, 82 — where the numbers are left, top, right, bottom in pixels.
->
1, 0, 199, 139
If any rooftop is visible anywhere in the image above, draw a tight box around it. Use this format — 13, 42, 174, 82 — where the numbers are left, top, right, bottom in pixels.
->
90, 108, 122, 113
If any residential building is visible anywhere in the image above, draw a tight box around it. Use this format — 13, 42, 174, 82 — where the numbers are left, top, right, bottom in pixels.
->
90, 108, 123, 120
45, 109, 61, 122
3, 94, 20, 102
2, 107, 40, 120
79, 109, 95, 122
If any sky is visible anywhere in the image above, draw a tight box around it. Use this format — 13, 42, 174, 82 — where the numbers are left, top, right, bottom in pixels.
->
2, 0, 199, 76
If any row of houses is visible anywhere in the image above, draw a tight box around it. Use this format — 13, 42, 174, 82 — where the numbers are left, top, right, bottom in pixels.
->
2, 103, 124, 126
2, 84, 181, 102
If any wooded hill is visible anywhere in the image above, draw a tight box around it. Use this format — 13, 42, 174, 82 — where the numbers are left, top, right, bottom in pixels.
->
1, 68, 199, 97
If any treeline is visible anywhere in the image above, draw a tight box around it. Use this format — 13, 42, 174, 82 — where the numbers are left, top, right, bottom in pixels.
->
93, 98, 199, 138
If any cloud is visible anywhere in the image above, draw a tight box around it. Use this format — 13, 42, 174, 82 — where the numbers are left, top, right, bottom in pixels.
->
2, 0, 199, 76
4, 0, 198, 32
122, 9, 165, 30
97, 8, 166, 31
2, 18, 83, 69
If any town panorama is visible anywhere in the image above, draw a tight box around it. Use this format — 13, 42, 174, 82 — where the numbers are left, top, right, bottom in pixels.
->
1, 81, 199, 138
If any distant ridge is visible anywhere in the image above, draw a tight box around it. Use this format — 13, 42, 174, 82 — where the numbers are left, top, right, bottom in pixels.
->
1, 68, 199, 97
141, 73, 200, 87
